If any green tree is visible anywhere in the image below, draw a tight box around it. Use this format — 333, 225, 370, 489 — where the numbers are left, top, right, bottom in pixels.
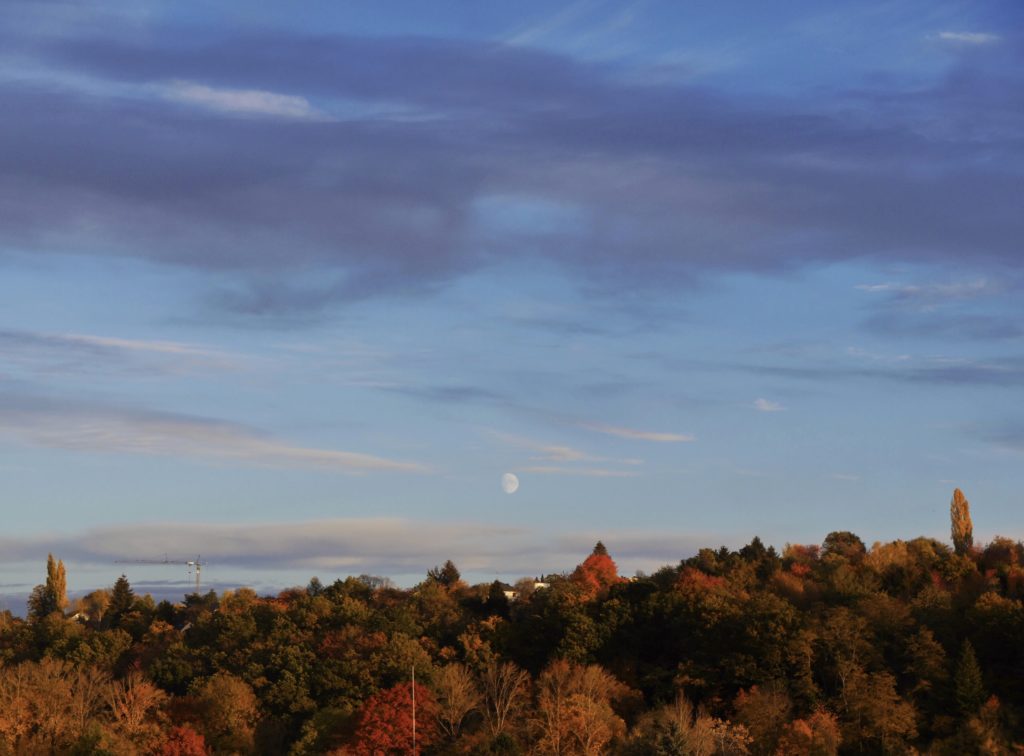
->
193, 672, 260, 754
822, 532, 866, 563
106, 575, 135, 630
427, 560, 462, 588
27, 554, 68, 621
954, 639, 985, 716
47, 554, 68, 614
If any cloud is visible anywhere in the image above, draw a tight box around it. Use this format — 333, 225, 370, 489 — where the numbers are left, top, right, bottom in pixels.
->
855, 277, 1023, 342
754, 398, 785, 412
937, 31, 1000, 45
517, 465, 639, 477
490, 431, 644, 479
383, 384, 509, 405
983, 425, 1024, 455
0, 396, 427, 473
667, 351, 1024, 389
505, 0, 597, 46
581, 422, 695, 442
163, 80, 323, 119
490, 430, 600, 462
855, 279, 996, 311
0, 21, 1018, 314
863, 311, 1024, 341
0, 517, 719, 578
0, 329, 241, 374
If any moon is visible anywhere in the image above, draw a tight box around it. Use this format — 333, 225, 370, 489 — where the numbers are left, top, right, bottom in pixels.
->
501, 472, 519, 494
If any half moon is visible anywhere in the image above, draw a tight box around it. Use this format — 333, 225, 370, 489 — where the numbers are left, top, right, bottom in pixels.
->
501, 472, 520, 494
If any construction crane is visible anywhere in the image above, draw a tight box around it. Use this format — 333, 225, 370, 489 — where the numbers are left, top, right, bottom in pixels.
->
114, 555, 206, 591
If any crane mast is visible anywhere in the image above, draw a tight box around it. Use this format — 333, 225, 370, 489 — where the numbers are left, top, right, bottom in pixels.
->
113, 556, 206, 590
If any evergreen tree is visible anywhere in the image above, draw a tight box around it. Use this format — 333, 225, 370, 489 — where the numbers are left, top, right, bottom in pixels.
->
107, 574, 135, 629
955, 639, 985, 715
950, 488, 974, 556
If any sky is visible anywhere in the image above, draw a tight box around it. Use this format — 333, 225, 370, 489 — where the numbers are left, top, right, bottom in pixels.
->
1, 0, 1023, 603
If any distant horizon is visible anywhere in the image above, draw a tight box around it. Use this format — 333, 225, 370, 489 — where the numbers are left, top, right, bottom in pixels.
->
0, 503, 1000, 617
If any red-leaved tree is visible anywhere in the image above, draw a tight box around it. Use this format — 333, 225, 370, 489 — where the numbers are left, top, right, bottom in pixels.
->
156, 724, 209, 756
350, 682, 438, 755
571, 542, 621, 599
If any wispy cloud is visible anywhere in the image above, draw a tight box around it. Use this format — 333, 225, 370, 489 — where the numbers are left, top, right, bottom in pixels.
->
489, 431, 644, 479
855, 278, 1021, 341
0, 397, 426, 473
753, 398, 785, 412
58, 333, 221, 357
581, 422, 695, 442
163, 80, 323, 119
936, 31, 1000, 45
855, 279, 993, 308
491, 431, 600, 462
517, 465, 639, 478
505, 0, 597, 46
0, 329, 242, 374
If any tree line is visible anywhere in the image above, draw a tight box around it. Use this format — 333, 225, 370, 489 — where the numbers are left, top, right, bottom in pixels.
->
1, 488, 1021, 754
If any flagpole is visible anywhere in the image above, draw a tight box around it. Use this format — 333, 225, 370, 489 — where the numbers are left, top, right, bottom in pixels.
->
412, 664, 417, 755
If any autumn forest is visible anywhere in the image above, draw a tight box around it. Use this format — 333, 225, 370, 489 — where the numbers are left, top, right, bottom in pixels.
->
1, 489, 1022, 755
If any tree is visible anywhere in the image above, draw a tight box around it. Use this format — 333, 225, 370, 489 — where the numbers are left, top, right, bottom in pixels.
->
428, 560, 462, 588
954, 639, 985, 716
433, 663, 481, 742
774, 708, 841, 756
733, 684, 791, 755
481, 661, 531, 740
350, 681, 438, 755
106, 575, 136, 630
47, 554, 68, 613
950, 488, 974, 556
625, 692, 752, 756
571, 543, 621, 599
531, 660, 629, 755
108, 671, 167, 746
837, 668, 917, 752
193, 672, 260, 754
27, 554, 68, 620
0, 658, 106, 752
821, 532, 866, 563
76, 589, 111, 627
157, 725, 210, 756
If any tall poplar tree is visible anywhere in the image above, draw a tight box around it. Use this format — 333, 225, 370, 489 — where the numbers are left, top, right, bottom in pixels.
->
46, 553, 68, 613
950, 488, 974, 556
28, 553, 68, 620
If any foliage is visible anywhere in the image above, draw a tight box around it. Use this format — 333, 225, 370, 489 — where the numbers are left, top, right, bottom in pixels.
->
954, 639, 985, 716
950, 488, 974, 556
349, 681, 438, 755
2, 501, 1024, 753
157, 724, 210, 756
27, 553, 68, 621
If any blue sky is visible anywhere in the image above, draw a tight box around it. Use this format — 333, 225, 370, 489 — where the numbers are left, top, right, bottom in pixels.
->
1, 0, 1022, 598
